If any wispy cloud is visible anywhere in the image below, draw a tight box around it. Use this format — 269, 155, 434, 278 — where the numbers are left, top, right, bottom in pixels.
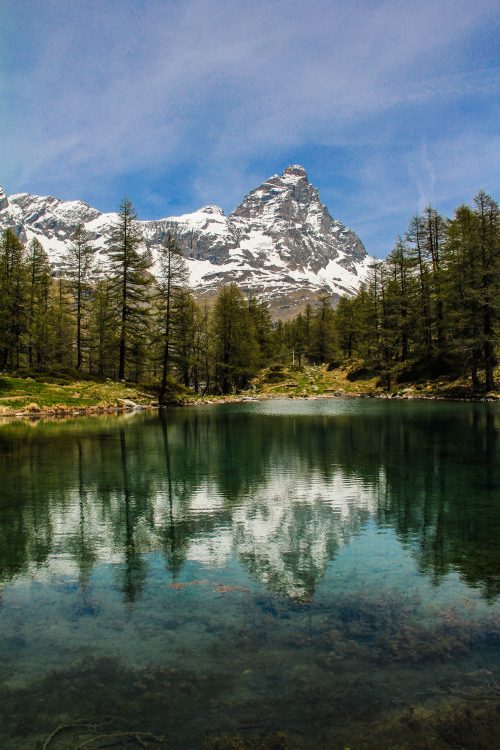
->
1, 0, 499, 256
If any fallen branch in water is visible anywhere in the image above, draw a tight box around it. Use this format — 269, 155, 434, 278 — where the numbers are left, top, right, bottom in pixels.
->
43, 722, 100, 749
73, 731, 165, 749
41, 718, 164, 750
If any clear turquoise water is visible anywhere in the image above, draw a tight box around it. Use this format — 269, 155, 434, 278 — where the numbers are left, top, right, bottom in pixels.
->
0, 400, 499, 749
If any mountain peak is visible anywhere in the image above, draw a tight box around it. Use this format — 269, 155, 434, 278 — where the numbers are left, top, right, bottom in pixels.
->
281, 164, 308, 181
231, 162, 327, 233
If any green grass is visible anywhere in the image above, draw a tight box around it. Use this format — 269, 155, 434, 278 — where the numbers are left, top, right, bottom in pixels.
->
0, 376, 157, 414
249, 362, 500, 400
1, 361, 498, 417
250, 363, 380, 398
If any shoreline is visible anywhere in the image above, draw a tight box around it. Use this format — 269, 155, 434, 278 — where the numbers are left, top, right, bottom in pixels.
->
0, 403, 157, 421
1, 390, 499, 423
1, 365, 498, 422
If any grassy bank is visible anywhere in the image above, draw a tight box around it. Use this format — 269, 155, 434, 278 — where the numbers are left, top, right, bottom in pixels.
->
244, 362, 500, 401
178, 362, 500, 406
1, 362, 499, 418
0, 375, 157, 416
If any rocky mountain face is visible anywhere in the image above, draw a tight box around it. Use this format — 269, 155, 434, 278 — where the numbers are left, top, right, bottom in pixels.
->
0, 166, 372, 317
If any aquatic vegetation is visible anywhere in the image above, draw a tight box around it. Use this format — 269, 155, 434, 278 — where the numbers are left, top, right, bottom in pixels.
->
214, 585, 250, 594
169, 580, 210, 590
314, 592, 500, 664
204, 733, 291, 750
167, 581, 249, 594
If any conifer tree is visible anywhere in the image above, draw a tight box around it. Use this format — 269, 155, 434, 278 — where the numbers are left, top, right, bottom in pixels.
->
406, 215, 433, 358
384, 239, 414, 363
361, 264, 385, 368
325, 191, 498, 392
156, 231, 189, 404
423, 206, 447, 352
444, 194, 499, 388
62, 224, 96, 370
50, 276, 74, 368
304, 303, 313, 359
443, 204, 480, 382
247, 295, 274, 367
212, 284, 258, 393
334, 296, 357, 359
193, 304, 211, 394
310, 297, 336, 364
0, 229, 27, 369
88, 278, 119, 378
26, 238, 52, 369
292, 312, 308, 366
173, 288, 197, 387
107, 199, 151, 380
474, 191, 499, 390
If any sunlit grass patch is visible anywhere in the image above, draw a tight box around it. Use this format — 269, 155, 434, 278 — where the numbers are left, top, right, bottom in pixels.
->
0, 376, 156, 413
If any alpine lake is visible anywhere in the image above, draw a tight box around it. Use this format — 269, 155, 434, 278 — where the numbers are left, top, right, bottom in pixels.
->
1, 399, 499, 750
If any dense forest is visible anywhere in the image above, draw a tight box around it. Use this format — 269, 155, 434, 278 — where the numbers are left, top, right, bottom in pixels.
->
0, 191, 498, 399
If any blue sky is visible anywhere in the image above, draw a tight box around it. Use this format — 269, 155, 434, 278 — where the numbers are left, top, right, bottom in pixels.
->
1, 0, 499, 257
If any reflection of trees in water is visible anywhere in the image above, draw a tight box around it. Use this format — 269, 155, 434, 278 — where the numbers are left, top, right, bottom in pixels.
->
66, 440, 98, 590
373, 406, 500, 598
0, 404, 498, 599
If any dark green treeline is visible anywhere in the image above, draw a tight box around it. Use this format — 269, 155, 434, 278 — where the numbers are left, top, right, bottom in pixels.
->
1, 191, 498, 394
313, 191, 498, 390
0, 200, 278, 397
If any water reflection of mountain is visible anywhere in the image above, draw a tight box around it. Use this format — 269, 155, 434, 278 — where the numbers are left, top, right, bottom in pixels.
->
0, 403, 498, 600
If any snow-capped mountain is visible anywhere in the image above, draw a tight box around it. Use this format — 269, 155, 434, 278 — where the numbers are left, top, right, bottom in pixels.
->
0, 166, 373, 316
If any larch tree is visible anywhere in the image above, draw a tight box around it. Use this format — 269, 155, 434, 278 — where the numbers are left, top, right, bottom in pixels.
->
384, 238, 414, 363
107, 199, 152, 380
474, 191, 499, 390
50, 275, 74, 368
334, 295, 357, 360
443, 197, 499, 389
62, 224, 96, 370
212, 284, 259, 393
406, 215, 433, 359
156, 231, 189, 404
310, 296, 336, 364
172, 288, 198, 388
26, 238, 52, 369
88, 277, 119, 378
193, 303, 211, 394
423, 206, 447, 352
247, 295, 274, 368
0, 229, 27, 369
